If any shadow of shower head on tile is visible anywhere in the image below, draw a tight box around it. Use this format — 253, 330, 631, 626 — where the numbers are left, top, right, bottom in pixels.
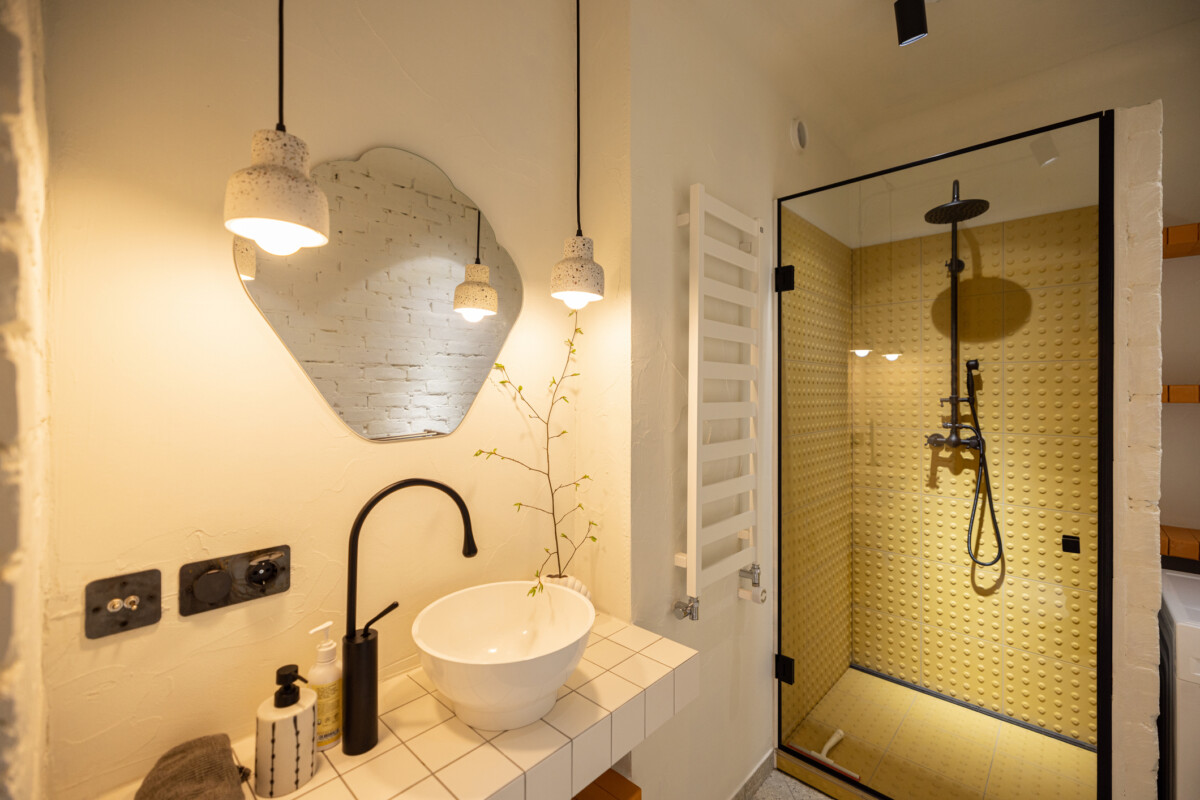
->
929, 278, 1031, 341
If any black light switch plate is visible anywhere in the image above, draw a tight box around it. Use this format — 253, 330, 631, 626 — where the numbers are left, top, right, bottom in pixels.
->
85, 569, 162, 639
179, 545, 290, 617
1062, 535, 1082, 553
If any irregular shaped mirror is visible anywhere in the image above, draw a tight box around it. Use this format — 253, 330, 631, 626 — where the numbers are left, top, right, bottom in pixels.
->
242, 148, 523, 439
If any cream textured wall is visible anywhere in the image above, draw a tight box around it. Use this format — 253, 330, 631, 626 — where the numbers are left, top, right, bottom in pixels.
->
1111, 101, 1164, 800
40, 1, 630, 796
0, 0, 48, 796
625, 2, 855, 797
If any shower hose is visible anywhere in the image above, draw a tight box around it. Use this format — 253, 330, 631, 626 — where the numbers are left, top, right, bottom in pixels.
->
963, 364, 1003, 567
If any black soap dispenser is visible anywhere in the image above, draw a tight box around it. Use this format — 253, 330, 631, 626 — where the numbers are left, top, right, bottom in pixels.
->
342, 601, 399, 755
254, 665, 318, 797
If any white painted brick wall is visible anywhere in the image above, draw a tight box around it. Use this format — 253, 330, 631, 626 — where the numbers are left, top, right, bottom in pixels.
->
1112, 101, 1163, 800
0, 0, 48, 795
247, 148, 522, 438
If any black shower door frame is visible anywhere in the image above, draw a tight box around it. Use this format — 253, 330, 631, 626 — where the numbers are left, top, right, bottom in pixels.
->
772, 110, 1115, 800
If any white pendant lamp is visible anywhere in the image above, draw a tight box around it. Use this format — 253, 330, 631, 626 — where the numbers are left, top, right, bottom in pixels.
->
224, 0, 328, 257
550, 0, 604, 311
454, 208, 499, 323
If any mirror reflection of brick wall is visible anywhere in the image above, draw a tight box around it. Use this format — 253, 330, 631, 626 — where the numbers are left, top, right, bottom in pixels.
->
247, 148, 522, 439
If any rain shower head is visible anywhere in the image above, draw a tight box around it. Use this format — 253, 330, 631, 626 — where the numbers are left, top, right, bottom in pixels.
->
924, 180, 989, 224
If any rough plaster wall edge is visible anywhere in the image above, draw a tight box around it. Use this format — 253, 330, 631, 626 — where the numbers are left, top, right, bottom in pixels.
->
1111, 100, 1163, 800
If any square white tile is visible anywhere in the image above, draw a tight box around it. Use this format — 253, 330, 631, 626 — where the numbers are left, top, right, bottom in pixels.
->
610, 692, 645, 759
570, 719, 612, 795
556, 685, 573, 700
340, 744, 430, 800
397, 776, 455, 799
575, 671, 642, 712
408, 667, 436, 692
610, 653, 671, 689
591, 614, 628, 638
406, 718, 484, 772
324, 721, 401, 775
381, 695, 455, 742
379, 673, 429, 714
583, 639, 637, 670
606, 624, 661, 653
673, 654, 700, 711
254, 753, 339, 799
644, 672, 675, 736
523, 744, 571, 800
296, 779, 355, 800
587, 630, 605, 646
468, 725, 503, 741
542, 692, 608, 739
564, 657, 606, 690
434, 743, 523, 800
491, 720, 569, 770
640, 637, 698, 669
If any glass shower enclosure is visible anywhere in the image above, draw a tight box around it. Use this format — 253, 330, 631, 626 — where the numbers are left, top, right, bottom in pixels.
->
775, 114, 1112, 800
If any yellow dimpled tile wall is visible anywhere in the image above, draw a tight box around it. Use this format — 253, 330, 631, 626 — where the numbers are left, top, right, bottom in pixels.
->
843, 206, 1100, 744
780, 209, 853, 736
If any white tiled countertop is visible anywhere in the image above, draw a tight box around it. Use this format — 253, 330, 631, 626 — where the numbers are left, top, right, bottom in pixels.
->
233, 613, 698, 800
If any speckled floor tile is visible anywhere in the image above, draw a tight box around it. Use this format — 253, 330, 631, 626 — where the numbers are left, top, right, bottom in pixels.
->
752, 770, 835, 800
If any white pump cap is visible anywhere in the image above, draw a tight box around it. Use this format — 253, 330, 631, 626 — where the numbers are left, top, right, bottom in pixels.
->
309, 621, 337, 663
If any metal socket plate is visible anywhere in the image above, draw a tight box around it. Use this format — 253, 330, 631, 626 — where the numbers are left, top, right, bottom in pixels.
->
179, 545, 291, 617
85, 569, 162, 639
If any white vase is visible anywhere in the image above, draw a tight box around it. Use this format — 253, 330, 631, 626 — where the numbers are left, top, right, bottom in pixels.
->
543, 574, 591, 600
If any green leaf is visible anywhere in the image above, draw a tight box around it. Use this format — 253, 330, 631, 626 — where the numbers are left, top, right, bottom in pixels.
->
514, 502, 523, 509
561, 397, 569, 404
517, 385, 523, 391
473, 449, 483, 456
560, 533, 568, 539
588, 521, 598, 527
589, 536, 597, 542
571, 372, 580, 377
527, 586, 537, 597
582, 474, 590, 480
499, 379, 508, 385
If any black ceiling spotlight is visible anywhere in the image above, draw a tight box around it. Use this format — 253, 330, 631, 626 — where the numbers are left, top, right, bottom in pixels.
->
894, 0, 928, 46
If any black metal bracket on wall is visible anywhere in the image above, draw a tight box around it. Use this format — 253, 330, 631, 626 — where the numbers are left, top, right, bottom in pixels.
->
179, 545, 291, 616
775, 264, 795, 293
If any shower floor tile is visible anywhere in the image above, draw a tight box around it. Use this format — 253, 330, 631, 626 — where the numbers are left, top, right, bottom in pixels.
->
784, 669, 1097, 800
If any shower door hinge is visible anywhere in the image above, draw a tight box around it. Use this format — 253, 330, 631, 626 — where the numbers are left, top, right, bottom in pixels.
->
774, 264, 795, 293
775, 654, 795, 685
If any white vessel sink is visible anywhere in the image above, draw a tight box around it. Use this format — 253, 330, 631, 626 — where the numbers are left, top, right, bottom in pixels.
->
412, 581, 595, 731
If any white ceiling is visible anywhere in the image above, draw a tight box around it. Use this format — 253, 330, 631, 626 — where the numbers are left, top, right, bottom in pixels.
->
694, 0, 1200, 219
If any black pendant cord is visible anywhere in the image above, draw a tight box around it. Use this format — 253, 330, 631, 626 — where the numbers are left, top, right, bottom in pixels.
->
474, 207, 482, 265
574, 0, 582, 237
276, 0, 286, 132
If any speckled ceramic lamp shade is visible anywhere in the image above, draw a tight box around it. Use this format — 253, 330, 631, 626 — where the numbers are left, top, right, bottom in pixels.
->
224, 129, 329, 257
233, 235, 257, 280
453, 263, 499, 322
550, 235, 604, 310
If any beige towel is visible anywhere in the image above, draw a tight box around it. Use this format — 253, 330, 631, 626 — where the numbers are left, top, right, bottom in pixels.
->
135, 733, 249, 800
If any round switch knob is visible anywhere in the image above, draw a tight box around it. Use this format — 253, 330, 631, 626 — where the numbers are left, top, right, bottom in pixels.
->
193, 569, 232, 604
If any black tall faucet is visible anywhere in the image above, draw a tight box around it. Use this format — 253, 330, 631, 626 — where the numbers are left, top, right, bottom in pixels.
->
342, 478, 477, 755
